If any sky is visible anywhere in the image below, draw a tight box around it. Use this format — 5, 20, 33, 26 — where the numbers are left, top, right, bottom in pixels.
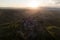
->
0, 0, 60, 8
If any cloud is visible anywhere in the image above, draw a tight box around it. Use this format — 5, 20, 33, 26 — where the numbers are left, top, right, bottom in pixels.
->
52, 0, 60, 4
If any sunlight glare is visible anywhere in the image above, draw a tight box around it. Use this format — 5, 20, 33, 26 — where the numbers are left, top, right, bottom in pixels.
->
27, 0, 40, 9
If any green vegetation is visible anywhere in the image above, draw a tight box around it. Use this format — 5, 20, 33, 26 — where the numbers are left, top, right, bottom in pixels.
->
0, 8, 60, 40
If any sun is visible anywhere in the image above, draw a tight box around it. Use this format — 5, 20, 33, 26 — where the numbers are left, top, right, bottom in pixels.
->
27, 0, 40, 9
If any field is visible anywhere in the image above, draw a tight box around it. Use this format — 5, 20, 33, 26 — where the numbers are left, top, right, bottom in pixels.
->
0, 7, 60, 40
